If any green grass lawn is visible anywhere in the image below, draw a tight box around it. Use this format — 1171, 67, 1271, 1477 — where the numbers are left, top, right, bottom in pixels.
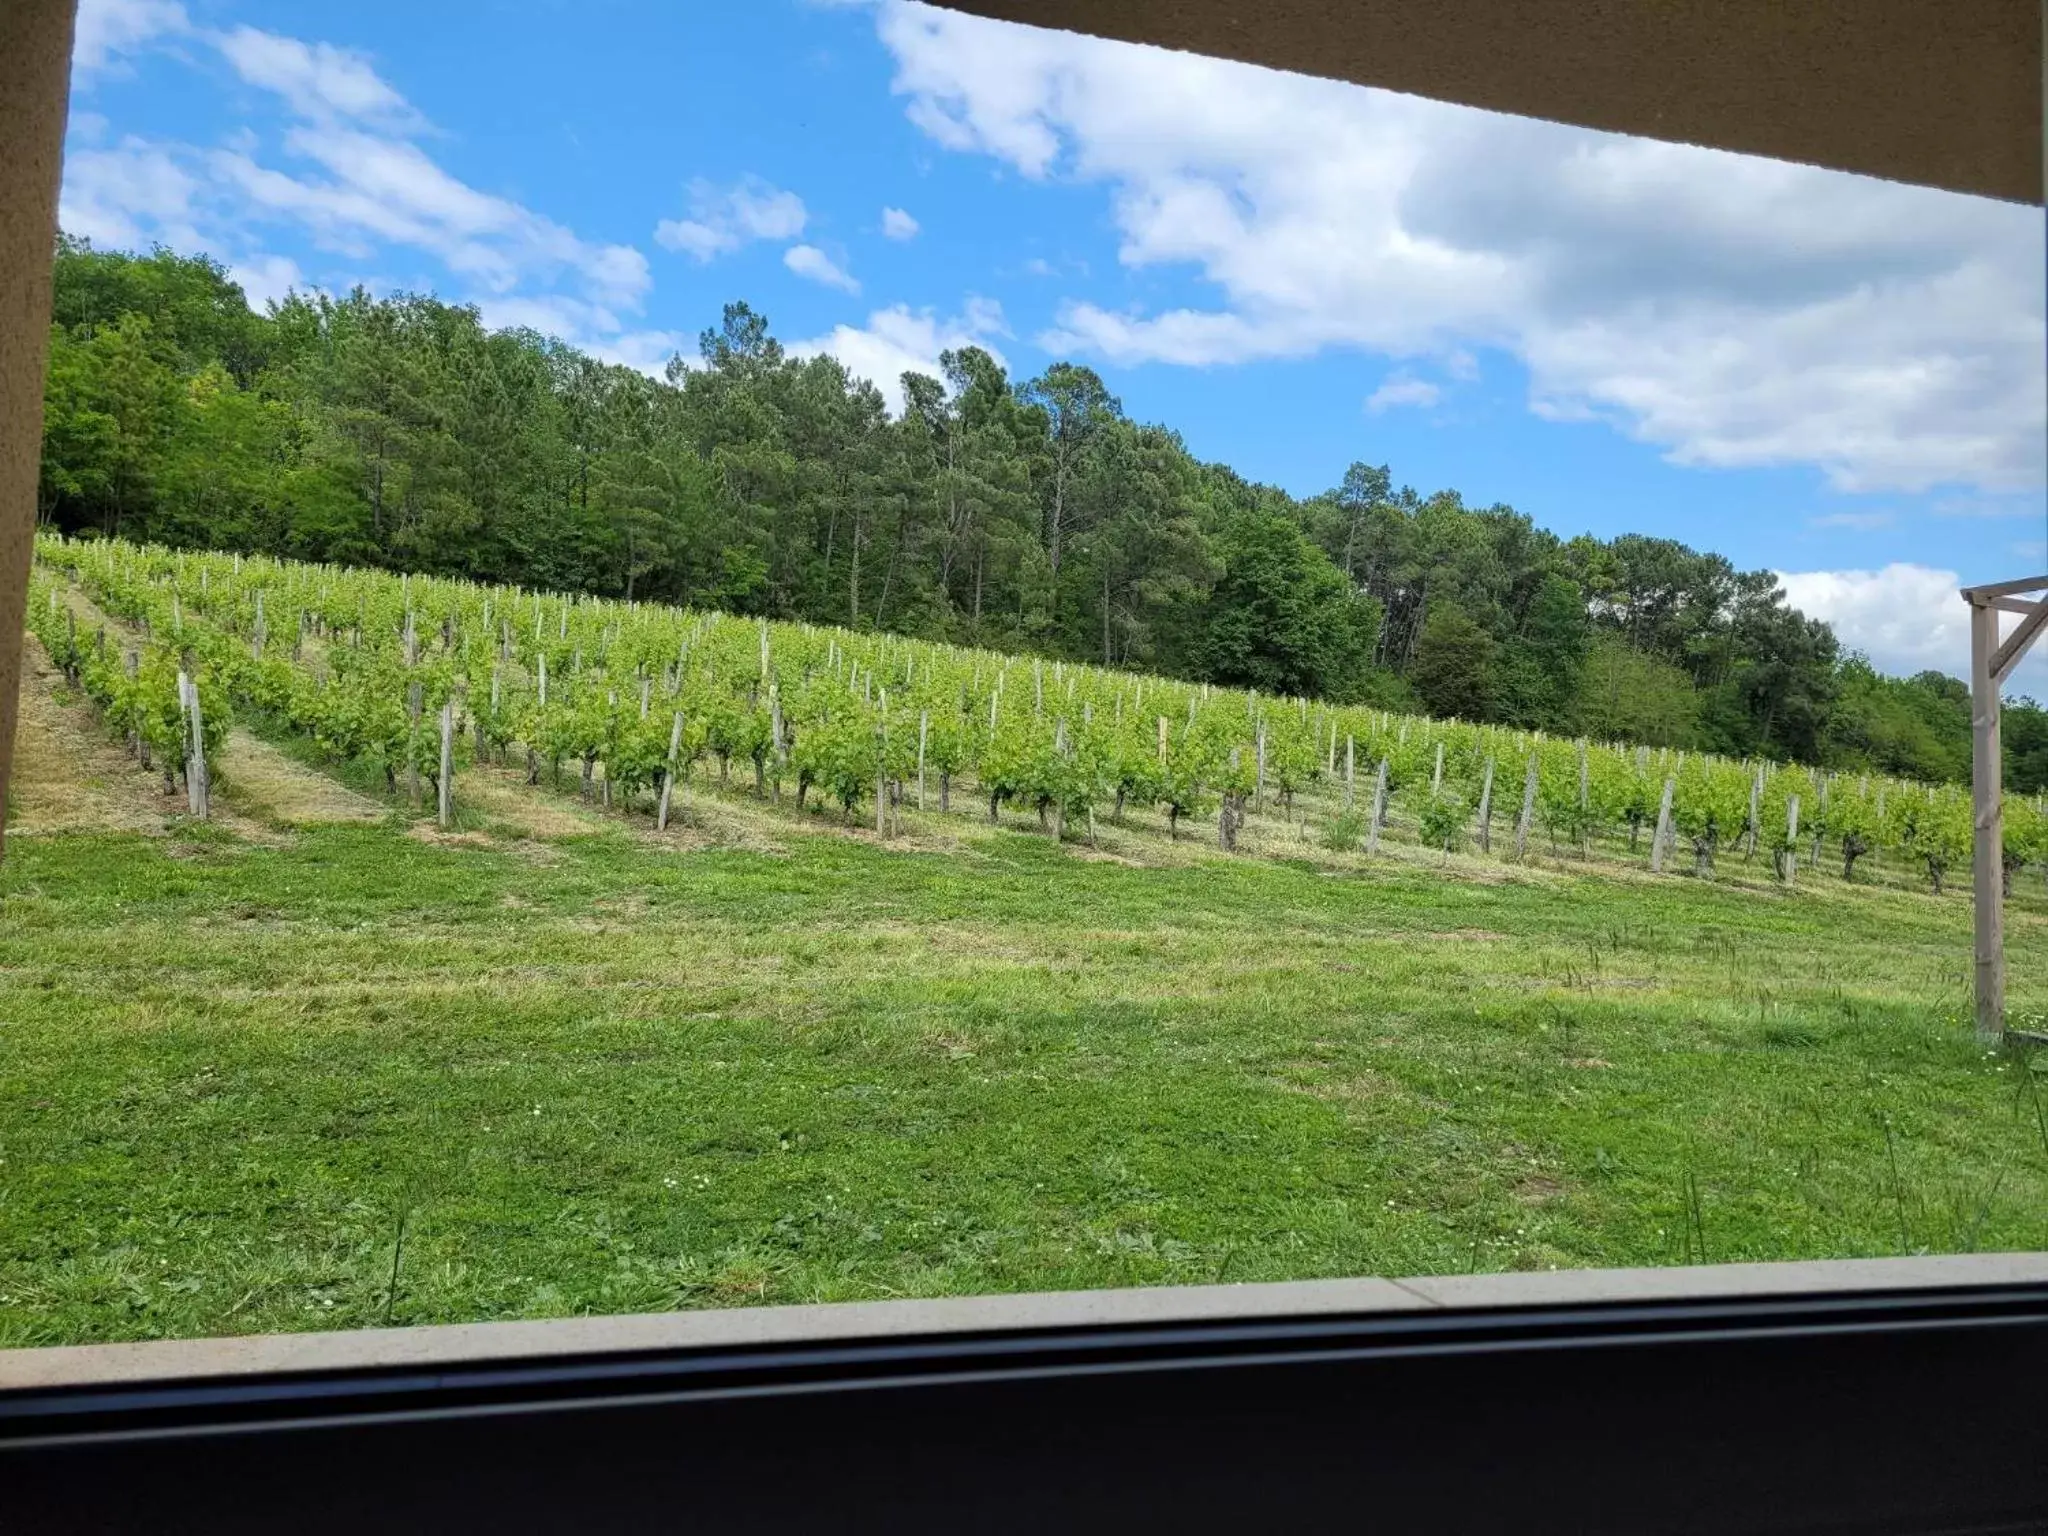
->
3, 812, 2047, 1348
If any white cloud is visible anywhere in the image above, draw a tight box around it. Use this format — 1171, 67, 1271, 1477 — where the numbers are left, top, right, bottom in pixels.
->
228, 252, 304, 307
216, 26, 419, 128
875, 1, 2046, 495
59, 138, 203, 252
654, 177, 807, 260
1365, 373, 1441, 413
784, 243, 861, 293
791, 300, 1009, 413
1779, 563, 2048, 689
881, 205, 920, 240
59, 18, 654, 358
72, 0, 188, 75
1806, 510, 1897, 532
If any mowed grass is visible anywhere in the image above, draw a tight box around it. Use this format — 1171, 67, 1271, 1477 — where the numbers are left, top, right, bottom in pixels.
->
3, 806, 2047, 1347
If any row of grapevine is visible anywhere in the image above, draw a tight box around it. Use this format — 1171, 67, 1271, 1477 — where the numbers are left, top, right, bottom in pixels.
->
27, 532, 2048, 897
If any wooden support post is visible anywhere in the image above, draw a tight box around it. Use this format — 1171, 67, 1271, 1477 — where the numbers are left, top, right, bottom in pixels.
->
1513, 755, 1537, 861
1650, 777, 1676, 873
1367, 759, 1389, 855
1255, 721, 1267, 812
917, 710, 929, 812
1344, 735, 1355, 808
657, 713, 682, 831
437, 699, 454, 828
1432, 741, 1444, 799
407, 680, 424, 811
179, 671, 209, 819
1781, 794, 1800, 886
1970, 595, 2005, 1040
1746, 766, 1764, 859
1477, 755, 1495, 853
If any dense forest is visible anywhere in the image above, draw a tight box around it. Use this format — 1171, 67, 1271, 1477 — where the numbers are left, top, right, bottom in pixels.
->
35, 238, 2048, 788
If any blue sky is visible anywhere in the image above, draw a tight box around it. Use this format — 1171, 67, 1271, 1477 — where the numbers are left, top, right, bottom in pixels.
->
61, 0, 2048, 684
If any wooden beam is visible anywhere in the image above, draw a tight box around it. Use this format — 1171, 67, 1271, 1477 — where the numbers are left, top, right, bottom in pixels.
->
1982, 594, 2047, 616
1959, 573, 2048, 601
1993, 598, 2048, 682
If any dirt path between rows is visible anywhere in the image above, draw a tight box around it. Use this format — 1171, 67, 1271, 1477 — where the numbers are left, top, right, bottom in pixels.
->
20, 577, 386, 834
7, 635, 179, 836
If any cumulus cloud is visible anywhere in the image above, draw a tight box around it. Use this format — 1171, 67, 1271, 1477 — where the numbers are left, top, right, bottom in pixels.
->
881, 205, 920, 240
1779, 564, 2048, 689
60, 17, 653, 356
1365, 373, 1441, 413
791, 299, 1009, 413
654, 177, 807, 260
875, 1, 2045, 495
784, 243, 860, 293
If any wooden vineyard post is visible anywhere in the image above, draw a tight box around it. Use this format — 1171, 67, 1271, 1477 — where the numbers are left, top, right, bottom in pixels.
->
876, 701, 889, 839
1650, 777, 1676, 873
1745, 766, 1764, 859
917, 710, 929, 812
1811, 776, 1829, 870
406, 680, 424, 811
124, 650, 142, 764
1432, 741, 1444, 799
1513, 756, 1537, 861
657, 713, 683, 831
1157, 716, 1169, 764
437, 698, 455, 829
1344, 735, 1356, 809
1367, 759, 1389, 855
177, 671, 209, 819
1780, 793, 1800, 886
477, 668, 497, 762
1477, 756, 1495, 853
1255, 721, 1267, 813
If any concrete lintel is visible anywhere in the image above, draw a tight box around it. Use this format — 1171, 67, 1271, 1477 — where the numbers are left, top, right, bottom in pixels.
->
4, 1252, 2043, 1393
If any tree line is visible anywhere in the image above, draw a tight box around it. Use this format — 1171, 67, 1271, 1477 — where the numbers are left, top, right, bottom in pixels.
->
35, 237, 2048, 788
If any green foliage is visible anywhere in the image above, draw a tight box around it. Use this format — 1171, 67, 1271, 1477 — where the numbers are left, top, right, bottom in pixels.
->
35, 236, 1980, 778
1416, 792, 1466, 855
1321, 809, 1367, 851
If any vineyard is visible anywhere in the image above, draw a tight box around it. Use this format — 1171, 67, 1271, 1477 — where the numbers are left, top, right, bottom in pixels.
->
8, 534, 2048, 1348
23, 533, 2045, 896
